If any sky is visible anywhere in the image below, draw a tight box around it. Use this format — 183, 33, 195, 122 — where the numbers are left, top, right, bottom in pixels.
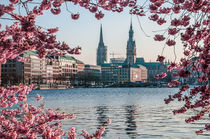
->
1, 1, 185, 65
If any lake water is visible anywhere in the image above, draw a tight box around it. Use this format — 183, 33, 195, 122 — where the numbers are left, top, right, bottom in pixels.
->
28, 88, 209, 139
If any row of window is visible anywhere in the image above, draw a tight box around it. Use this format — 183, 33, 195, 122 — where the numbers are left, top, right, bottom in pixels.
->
2, 64, 16, 67
1, 69, 16, 72
32, 71, 41, 73
64, 64, 77, 68
62, 73, 75, 77
62, 69, 77, 72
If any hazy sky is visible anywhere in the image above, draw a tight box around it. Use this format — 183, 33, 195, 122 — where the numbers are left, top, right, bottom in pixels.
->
1, 2, 185, 65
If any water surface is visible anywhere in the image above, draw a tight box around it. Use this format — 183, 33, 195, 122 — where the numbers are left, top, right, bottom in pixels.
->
28, 88, 209, 139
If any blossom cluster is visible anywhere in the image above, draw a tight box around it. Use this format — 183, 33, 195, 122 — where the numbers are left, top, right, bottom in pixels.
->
145, 0, 209, 134
0, 83, 111, 138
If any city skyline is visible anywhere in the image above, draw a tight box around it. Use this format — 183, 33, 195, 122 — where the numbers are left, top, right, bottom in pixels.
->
31, 4, 184, 65
66, 20, 184, 65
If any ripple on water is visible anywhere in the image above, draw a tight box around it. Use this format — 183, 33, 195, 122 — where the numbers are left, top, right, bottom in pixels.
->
28, 88, 210, 139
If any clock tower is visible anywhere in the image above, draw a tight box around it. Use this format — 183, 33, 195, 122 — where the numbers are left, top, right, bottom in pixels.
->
126, 21, 136, 65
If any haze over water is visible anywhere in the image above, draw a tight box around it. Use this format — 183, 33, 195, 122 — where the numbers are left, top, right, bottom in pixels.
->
28, 88, 210, 139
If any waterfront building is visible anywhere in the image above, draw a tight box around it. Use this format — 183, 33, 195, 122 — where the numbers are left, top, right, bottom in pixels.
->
46, 64, 53, 84
101, 63, 120, 83
99, 21, 172, 84
79, 64, 102, 85
135, 58, 168, 82
47, 56, 61, 85
57, 55, 78, 85
110, 58, 125, 64
1, 51, 41, 85
1, 51, 82, 86
76, 60, 85, 72
84, 64, 101, 79
96, 25, 107, 66
1, 51, 56, 85
101, 63, 147, 84
101, 22, 148, 84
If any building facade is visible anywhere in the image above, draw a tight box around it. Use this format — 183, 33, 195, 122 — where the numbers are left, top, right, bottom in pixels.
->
84, 65, 101, 79
76, 60, 85, 72
101, 63, 120, 83
110, 58, 125, 64
1, 51, 81, 87
97, 25, 107, 66
135, 58, 168, 82
1, 51, 43, 85
101, 22, 148, 84
101, 63, 147, 84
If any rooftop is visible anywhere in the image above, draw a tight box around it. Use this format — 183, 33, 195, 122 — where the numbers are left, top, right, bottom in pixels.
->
60, 55, 77, 61
101, 63, 124, 67
22, 51, 38, 56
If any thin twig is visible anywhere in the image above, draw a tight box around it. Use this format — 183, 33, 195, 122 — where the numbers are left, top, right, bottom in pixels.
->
0, 17, 17, 21
136, 15, 150, 37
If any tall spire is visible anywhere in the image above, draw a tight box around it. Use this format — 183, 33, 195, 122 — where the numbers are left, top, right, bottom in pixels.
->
129, 18, 134, 40
99, 24, 104, 45
130, 16, 133, 31
126, 18, 136, 65
97, 24, 107, 65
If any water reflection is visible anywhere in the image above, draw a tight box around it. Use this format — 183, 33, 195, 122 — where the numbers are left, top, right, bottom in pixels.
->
96, 106, 109, 136
30, 88, 210, 138
125, 105, 138, 139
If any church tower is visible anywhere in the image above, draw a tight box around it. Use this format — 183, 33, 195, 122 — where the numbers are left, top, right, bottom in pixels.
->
97, 25, 107, 65
126, 21, 136, 65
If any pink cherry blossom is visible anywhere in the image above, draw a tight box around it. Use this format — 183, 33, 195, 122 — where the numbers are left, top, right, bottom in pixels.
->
154, 34, 165, 41
171, 18, 181, 26
51, 8, 61, 15
48, 27, 59, 34
71, 13, 80, 20
149, 14, 159, 21
149, 4, 158, 13
183, 50, 190, 56
68, 127, 77, 139
9, 0, 18, 4
155, 72, 167, 79
159, 7, 171, 14
95, 11, 104, 20
89, 6, 98, 13
167, 62, 177, 71
156, 55, 165, 62
36, 94, 43, 101
166, 39, 176, 46
157, 18, 166, 25
172, 5, 181, 13
168, 28, 179, 35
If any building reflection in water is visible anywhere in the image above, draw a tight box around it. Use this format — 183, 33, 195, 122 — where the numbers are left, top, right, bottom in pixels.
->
96, 106, 109, 136
125, 105, 138, 139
